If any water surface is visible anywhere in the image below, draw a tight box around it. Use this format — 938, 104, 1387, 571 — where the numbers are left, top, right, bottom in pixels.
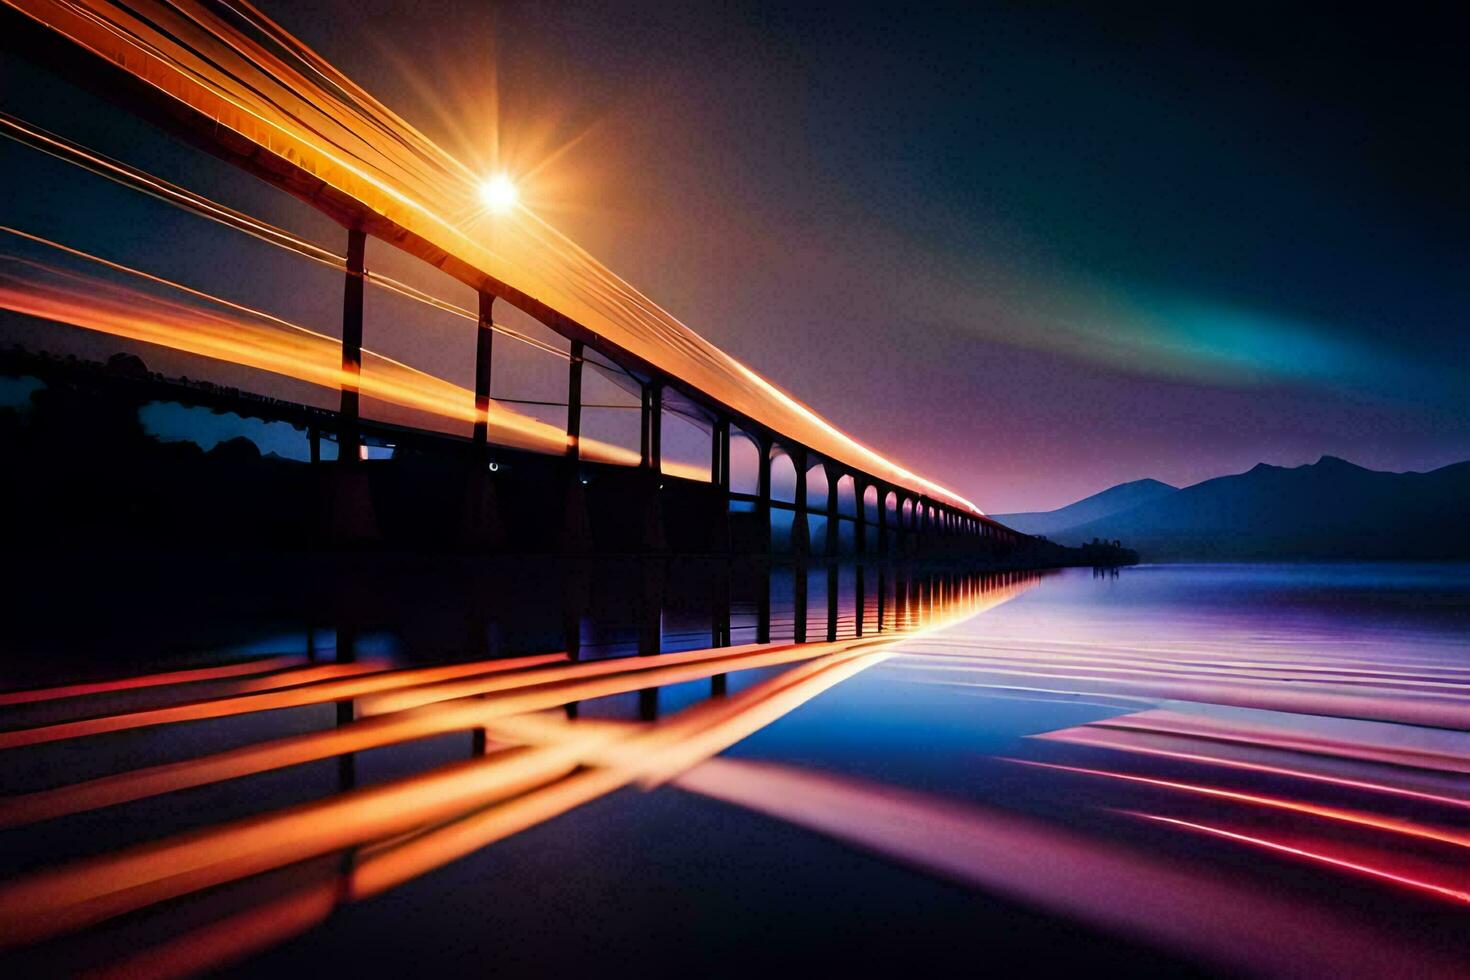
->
1, 561, 1465, 977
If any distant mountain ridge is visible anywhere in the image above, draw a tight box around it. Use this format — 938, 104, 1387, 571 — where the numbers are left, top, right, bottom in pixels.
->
993, 478, 1178, 537
998, 456, 1470, 561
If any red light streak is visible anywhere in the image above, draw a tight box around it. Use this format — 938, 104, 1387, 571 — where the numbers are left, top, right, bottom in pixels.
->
1007, 759, 1470, 850
1127, 811, 1470, 905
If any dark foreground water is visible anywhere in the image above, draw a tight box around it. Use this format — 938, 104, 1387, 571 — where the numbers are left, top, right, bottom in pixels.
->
1, 561, 1467, 977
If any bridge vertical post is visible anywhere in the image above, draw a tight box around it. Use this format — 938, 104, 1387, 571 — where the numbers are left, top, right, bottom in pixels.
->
711, 558, 731, 695
560, 340, 590, 553
339, 228, 366, 461
639, 382, 664, 552
472, 290, 494, 448
460, 288, 502, 549
709, 416, 731, 554
825, 463, 839, 559
877, 564, 887, 632
826, 560, 838, 641
565, 340, 583, 459
650, 382, 663, 473
710, 417, 723, 488
322, 227, 378, 542
718, 419, 731, 493
793, 559, 807, 643
756, 558, 771, 644
877, 486, 889, 558
639, 385, 649, 466
708, 417, 732, 558
854, 562, 865, 637
792, 447, 809, 558
756, 434, 773, 556
640, 555, 670, 664
854, 477, 867, 557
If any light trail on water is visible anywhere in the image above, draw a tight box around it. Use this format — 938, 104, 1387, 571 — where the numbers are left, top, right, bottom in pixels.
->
1005, 759, 1470, 850
1126, 811, 1470, 906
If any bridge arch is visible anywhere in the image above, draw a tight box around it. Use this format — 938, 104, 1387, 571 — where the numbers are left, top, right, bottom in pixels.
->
728, 426, 761, 496
805, 459, 829, 510
835, 473, 857, 518
769, 448, 797, 504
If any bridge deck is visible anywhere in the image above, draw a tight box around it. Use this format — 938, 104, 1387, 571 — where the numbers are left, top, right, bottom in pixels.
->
3, 0, 984, 516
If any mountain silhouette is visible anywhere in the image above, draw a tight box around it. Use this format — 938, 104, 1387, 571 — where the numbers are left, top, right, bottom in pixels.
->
993, 478, 1178, 537
1009, 456, 1470, 560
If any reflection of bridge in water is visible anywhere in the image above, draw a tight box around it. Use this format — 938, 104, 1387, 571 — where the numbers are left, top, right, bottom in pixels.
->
0, 0, 1025, 558
0, 564, 1043, 974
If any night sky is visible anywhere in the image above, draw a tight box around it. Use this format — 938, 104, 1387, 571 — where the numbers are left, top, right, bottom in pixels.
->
2, 1, 1466, 511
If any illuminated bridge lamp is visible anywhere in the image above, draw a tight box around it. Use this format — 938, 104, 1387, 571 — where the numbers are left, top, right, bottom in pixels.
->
478, 174, 518, 213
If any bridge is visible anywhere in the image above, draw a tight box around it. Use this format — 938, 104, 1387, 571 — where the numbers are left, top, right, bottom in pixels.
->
0, 0, 1025, 558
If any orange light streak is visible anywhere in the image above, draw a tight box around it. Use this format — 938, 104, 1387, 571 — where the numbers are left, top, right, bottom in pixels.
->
0, 243, 707, 479
0, 655, 302, 706
74, 650, 895, 979
352, 650, 890, 898
0, 745, 591, 948
0, 652, 567, 750
0, 641, 868, 826
0, 646, 891, 950
0, 571, 1011, 957
0, 0, 987, 513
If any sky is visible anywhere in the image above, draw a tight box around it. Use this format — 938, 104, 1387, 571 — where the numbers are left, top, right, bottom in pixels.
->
1, 1, 1466, 511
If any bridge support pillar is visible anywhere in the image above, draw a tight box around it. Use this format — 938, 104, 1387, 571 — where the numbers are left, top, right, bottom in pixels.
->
711, 558, 731, 695
472, 290, 494, 447
323, 227, 377, 544
756, 559, 771, 643
709, 417, 731, 554
340, 228, 365, 456
792, 448, 810, 558
825, 463, 839, 559
461, 289, 503, 549
560, 341, 591, 553
756, 434, 773, 556
877, 564, 887, 632
877, 486, 889, 558
793, 560, 807, 643
826, 561, 839, 641
639, 382, 665, 552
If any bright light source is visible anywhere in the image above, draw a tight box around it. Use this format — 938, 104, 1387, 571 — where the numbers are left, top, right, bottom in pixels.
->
478, 174, 518, 213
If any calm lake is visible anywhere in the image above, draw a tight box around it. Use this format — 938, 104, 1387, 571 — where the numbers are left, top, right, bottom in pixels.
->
1, 561, 1466, 977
